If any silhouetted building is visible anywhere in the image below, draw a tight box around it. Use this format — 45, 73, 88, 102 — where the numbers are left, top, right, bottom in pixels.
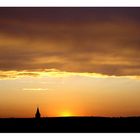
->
35, 107, 41, 119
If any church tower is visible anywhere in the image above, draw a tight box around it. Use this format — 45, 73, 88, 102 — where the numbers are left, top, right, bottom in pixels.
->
35, 107, 41, 119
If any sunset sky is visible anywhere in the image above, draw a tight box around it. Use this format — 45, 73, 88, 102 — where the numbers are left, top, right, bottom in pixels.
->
0, 7, 140, 118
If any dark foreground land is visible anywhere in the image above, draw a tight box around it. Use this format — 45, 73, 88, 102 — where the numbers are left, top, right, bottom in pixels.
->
0, 117, 140, 133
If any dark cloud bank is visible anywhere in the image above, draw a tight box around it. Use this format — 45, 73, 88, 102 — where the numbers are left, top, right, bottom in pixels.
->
0, 7, 140, 76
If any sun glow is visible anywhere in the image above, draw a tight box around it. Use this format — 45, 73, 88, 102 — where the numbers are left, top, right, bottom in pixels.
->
60, 111, 72, 117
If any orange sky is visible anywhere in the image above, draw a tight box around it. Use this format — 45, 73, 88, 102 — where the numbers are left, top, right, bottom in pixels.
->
0, 7, 140, 118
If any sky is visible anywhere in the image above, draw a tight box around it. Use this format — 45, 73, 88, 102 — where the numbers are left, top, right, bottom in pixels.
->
0, 7, 140, 118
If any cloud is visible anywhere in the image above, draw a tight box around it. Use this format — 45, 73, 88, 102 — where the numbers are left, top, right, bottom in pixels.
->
0, 69, 140, 81
0, 69, 108, 79
0, 70, 40, 79
22, 88, 49, 91
0, 8, 140, 76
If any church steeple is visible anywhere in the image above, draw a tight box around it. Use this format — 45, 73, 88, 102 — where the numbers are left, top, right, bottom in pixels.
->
35, 107, 41, 119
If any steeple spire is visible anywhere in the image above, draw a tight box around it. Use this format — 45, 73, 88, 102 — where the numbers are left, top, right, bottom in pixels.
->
35, 107, 41, 119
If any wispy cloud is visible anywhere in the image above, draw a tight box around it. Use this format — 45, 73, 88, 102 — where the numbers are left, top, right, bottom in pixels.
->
0, 69, 140, 80
22, 88, 49, 91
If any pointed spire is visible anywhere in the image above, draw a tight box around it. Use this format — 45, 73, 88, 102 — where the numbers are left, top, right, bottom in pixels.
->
35, 107, 41, 119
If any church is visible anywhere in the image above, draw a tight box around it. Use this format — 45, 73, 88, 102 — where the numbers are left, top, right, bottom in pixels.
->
35, 107, 41, 119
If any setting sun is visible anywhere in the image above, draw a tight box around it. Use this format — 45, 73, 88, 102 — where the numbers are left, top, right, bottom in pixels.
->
60, 111, 72, 117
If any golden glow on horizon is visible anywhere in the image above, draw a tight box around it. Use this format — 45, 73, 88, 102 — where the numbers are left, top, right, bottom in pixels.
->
0, 69, 140, 118
59, 111, 73, 117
